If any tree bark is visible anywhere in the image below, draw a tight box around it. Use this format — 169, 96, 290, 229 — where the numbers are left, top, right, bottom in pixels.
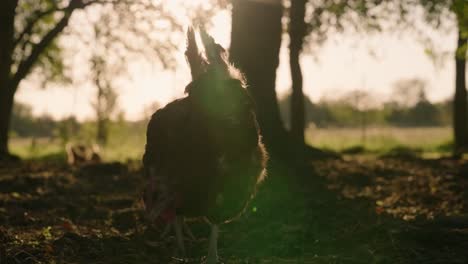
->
0, 88, 15, 159
453, 26, 468, 157
96, 119, 108, 145
289, 0, 307, 145
230, 0, 287, 148
0, 0, 18, 159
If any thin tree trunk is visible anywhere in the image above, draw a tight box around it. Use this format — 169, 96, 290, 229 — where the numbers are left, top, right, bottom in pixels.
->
230, 0, 287, 148
96, 80, 105, 145
453, 26, 467, 157
0, 0, 18, 159
96, 118, 108, 145
289, 0, 307, 145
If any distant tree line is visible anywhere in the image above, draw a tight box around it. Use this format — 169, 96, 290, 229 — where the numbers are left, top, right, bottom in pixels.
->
11, 89, 451, 142
279, 89, 452, 129
10, 102, 56, 138
9, 101, 148, 143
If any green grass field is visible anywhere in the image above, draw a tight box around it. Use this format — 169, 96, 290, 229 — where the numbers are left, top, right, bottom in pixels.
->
306, 126, 452, 154
10, 126, 453, 162
10, 122, 147, 162
10, 137, 146, 162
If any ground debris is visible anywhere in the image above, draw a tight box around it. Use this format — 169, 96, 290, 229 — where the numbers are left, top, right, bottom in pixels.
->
314, 156, 468, 220
1, 158, 468, 263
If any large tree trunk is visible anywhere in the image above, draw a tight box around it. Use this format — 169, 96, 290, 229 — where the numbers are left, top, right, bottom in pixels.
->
0, 88, 15, 159
453, 26, 468, 157
0, 1, 76, 160
230, 0, 287, 148
0, 0, 18, 160
289, 0, 307, 145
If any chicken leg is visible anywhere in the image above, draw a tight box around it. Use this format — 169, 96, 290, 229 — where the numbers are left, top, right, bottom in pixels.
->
174, 216, 186, 257
206, 224, 219, 264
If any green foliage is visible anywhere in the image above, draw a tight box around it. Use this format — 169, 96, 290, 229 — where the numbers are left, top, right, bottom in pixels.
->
35, 41, 71, 86
303, 0, 413, 48
13, 0, 71, 86
56, 116, 80, 145
10, 101, 56, 138
10, 0, 207, 93
386, 100, 446, 127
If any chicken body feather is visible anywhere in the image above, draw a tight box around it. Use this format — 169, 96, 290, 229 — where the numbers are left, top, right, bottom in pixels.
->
142, 28, 267, 263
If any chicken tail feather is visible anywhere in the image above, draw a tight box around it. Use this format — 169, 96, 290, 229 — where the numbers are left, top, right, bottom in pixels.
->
185, 26, 207, 80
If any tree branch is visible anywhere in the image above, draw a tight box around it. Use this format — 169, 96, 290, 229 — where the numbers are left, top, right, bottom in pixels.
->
11, 0, 88, 90
13, 7, 64, 48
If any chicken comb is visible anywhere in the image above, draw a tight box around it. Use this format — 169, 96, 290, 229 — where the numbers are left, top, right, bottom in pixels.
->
185, 26, 206, 80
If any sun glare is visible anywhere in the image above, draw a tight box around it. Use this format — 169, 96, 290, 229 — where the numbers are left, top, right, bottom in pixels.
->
165, 0, 231, 46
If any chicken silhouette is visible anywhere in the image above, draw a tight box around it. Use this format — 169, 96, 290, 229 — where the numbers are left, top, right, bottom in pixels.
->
142, 27, 267, 263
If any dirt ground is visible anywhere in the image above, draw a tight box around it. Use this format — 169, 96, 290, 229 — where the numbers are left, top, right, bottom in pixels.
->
1, 155, 468, 263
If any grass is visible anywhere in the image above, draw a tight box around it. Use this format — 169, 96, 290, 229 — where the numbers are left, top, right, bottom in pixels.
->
306, 126, 452, 154
11, 126, 453, 162
10, 137, 67, 162
10, 122, 146, 162
10, 137, 146, 162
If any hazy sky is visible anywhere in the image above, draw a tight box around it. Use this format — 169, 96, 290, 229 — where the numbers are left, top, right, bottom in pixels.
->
16, 7, 457, 121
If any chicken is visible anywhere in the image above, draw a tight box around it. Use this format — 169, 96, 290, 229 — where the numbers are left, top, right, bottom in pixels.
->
65, 143, 101, 166
142, 28, 267, 263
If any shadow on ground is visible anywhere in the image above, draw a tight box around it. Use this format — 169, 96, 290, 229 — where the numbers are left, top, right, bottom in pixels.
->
0, 155, 467, 263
